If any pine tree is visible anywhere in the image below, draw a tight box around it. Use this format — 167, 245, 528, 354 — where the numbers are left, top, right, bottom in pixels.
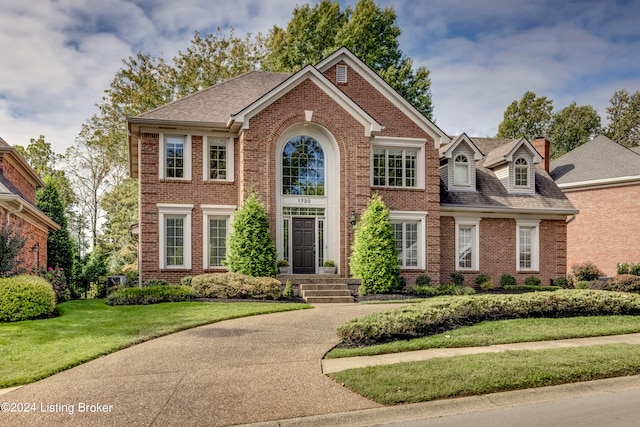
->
224, 192, 277, 277
36, 179, 74, 272
350, 193, 399, 294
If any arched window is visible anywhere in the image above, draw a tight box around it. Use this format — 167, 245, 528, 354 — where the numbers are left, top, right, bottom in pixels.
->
282, 136, 325, 195
453, 154, 469, 186
515, 158, 529, 187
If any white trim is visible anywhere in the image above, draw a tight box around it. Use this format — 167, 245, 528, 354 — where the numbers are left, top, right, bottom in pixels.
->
389, 211, 427, 270
516, 219, 540, 272
316, 47, 450, 148
231, 66, 382, 137
558, 175, 640, 191
371, 137, 426, 189
157, 204, 193, 270
441, 134, 483, 160
203, 136, 234, 182
159, 133, 192, 180
440, 205, 578, 218
454, 217, 480, 271
276, 123, 340, 272
202, 205, 236, 269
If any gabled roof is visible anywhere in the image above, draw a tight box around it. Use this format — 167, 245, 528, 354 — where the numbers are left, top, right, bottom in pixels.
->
550, 135, 640, 186
439, 133, 483, 160
482, 137, 542, 168
229, 65, 383, 136
130, 71, 291, 126
440, 136, 577, 215
316, 47, 450, 148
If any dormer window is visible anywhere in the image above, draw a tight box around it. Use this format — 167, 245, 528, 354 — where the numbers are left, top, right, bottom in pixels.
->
514, 158, 528, 187
453, 154, 470, 186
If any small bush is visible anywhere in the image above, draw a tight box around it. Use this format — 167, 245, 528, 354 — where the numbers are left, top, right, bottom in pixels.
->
554, 276, 570, 288
105, 285, 195, 306
575, 281, 592, 289
0, 275, 56, 321
282, 280, 294, 299
144, 278, 169, 287
479, 279, 495, 291
631, 263, 640, 277
475, 274, 491, 286
337, 290, 640, 346
415, 275, 431, 286
617, 263, 631, 275
438, 284, 476, 296
451, 272, 465, 286
409, 284, 439, 297
599, 275, 640, 293
500, 274, 516, 287
180, 276, 193, 287
39, 266, 70, 302
571, 261, 604, 281
191, 272, 281, 300
524, 276, 541, 287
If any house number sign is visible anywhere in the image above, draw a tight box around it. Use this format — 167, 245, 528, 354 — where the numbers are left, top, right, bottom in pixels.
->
297, 198, 312, 204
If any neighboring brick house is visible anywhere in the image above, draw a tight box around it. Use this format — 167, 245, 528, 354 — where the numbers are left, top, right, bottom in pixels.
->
550, 135, 640, 276
0, 136, 60, 273
127, 48, 576, 287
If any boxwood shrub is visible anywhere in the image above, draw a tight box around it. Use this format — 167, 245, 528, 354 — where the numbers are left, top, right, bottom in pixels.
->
105, 285, 195, 305
0, 275, 56, 321
337, 290, 640, 346
191, 272, 281, 300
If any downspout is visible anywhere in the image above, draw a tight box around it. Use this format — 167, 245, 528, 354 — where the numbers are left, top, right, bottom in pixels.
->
5, 202, 23, 224
566, 213, 576, 224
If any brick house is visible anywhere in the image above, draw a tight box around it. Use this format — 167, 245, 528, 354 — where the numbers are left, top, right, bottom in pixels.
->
550, 135, 640, 276
0, 136, 60, 273
127, 48, 576, 287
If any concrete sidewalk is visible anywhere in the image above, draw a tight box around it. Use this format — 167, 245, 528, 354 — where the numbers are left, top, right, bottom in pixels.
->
322, 332, 640, 374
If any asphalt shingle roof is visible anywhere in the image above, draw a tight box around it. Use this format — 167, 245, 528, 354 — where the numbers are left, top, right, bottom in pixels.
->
441, 137, 576, 212
135, 71, 291, 124
550, 135, 640, 184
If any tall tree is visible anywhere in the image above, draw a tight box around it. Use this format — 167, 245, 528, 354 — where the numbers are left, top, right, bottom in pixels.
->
496, 91, 554, 139
548, 102, 602, 158
604, 89, 640, 147
262, 0, 434, 119
36, 178, 74, 272
99, 178, 138, 274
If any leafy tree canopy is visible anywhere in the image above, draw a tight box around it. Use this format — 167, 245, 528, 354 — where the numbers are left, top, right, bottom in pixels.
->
496, 91, 554, 139
548, 102, 601, 158
604, 89, 640, 148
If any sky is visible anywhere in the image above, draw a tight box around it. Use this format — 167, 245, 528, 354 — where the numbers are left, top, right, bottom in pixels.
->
1, 0, 639, 154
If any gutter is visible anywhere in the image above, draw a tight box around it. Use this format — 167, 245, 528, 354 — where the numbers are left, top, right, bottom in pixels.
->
5, 201, 23, 224
566, 213, 576, 224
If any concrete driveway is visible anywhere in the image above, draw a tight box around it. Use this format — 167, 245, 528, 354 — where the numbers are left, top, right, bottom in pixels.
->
0, 303, 398, 426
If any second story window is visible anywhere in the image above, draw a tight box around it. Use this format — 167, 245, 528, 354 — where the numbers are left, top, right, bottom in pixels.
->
515, 158, 529, 187
372, 148, 417, 188
160, 134, 191, 180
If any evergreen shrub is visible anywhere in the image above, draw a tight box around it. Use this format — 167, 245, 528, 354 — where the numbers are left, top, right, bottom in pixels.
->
500, 274, 517, 287
0, 275, 56, 321
191, 272, 281, 300
105, 285, 195, 305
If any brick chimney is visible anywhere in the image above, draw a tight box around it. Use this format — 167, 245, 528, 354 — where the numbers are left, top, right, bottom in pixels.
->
531, 137, 550, 173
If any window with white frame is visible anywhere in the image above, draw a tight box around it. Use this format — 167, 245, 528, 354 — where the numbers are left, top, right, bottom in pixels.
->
516, 219, 540, 271
514, 158, 529, 187
370, 137, 426, 189
158, 205, 193, 269
455, 218, 480, 271
160, 134, 191, 180
389, 211, 426, 269
453, 154, 470, 186
204, 137, 234, 182
202, 206, 235, 269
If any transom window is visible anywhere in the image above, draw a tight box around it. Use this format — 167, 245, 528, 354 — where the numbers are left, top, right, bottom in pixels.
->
453, 154, 470, 186
515, 158, 529, 187
282, 136, 325, 196
373, 148, 417, 187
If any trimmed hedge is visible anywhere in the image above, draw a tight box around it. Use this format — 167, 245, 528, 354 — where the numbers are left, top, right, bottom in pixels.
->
0, 275, 56, 321
337, 290, 640, 346
503, 285, 561, 292
191, 272, 281, 300
105, 285, 195, 305
589, 275, 640, 293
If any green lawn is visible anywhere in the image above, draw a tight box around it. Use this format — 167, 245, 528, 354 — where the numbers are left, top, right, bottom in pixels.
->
0, 299, 310, 388
327, 315, 640, 358
330, 344, 640, 405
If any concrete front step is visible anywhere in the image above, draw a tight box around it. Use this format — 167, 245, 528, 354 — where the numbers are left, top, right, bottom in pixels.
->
298, 283, 354, 303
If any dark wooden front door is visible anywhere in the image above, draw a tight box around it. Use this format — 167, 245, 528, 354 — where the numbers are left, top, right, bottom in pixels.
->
292, 218, 315, 274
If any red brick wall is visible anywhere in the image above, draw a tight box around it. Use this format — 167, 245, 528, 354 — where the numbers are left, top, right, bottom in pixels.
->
0, 157, 37, 202
564, 184, 640, 276
0, 209, 48, 273
440, 216, 567, 287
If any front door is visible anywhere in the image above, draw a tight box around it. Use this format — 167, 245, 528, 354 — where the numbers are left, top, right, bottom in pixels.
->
292, 218, 315, 274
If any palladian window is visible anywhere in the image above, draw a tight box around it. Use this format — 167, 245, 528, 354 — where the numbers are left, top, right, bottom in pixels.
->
515, 158, 529, 187
453, 154, 470, 186
282, 136, 325, 196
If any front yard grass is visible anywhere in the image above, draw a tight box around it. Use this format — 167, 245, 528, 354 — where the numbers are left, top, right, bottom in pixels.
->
329, 344, 640, 405
326, 315, 640, 358
0, 299, 310, 388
